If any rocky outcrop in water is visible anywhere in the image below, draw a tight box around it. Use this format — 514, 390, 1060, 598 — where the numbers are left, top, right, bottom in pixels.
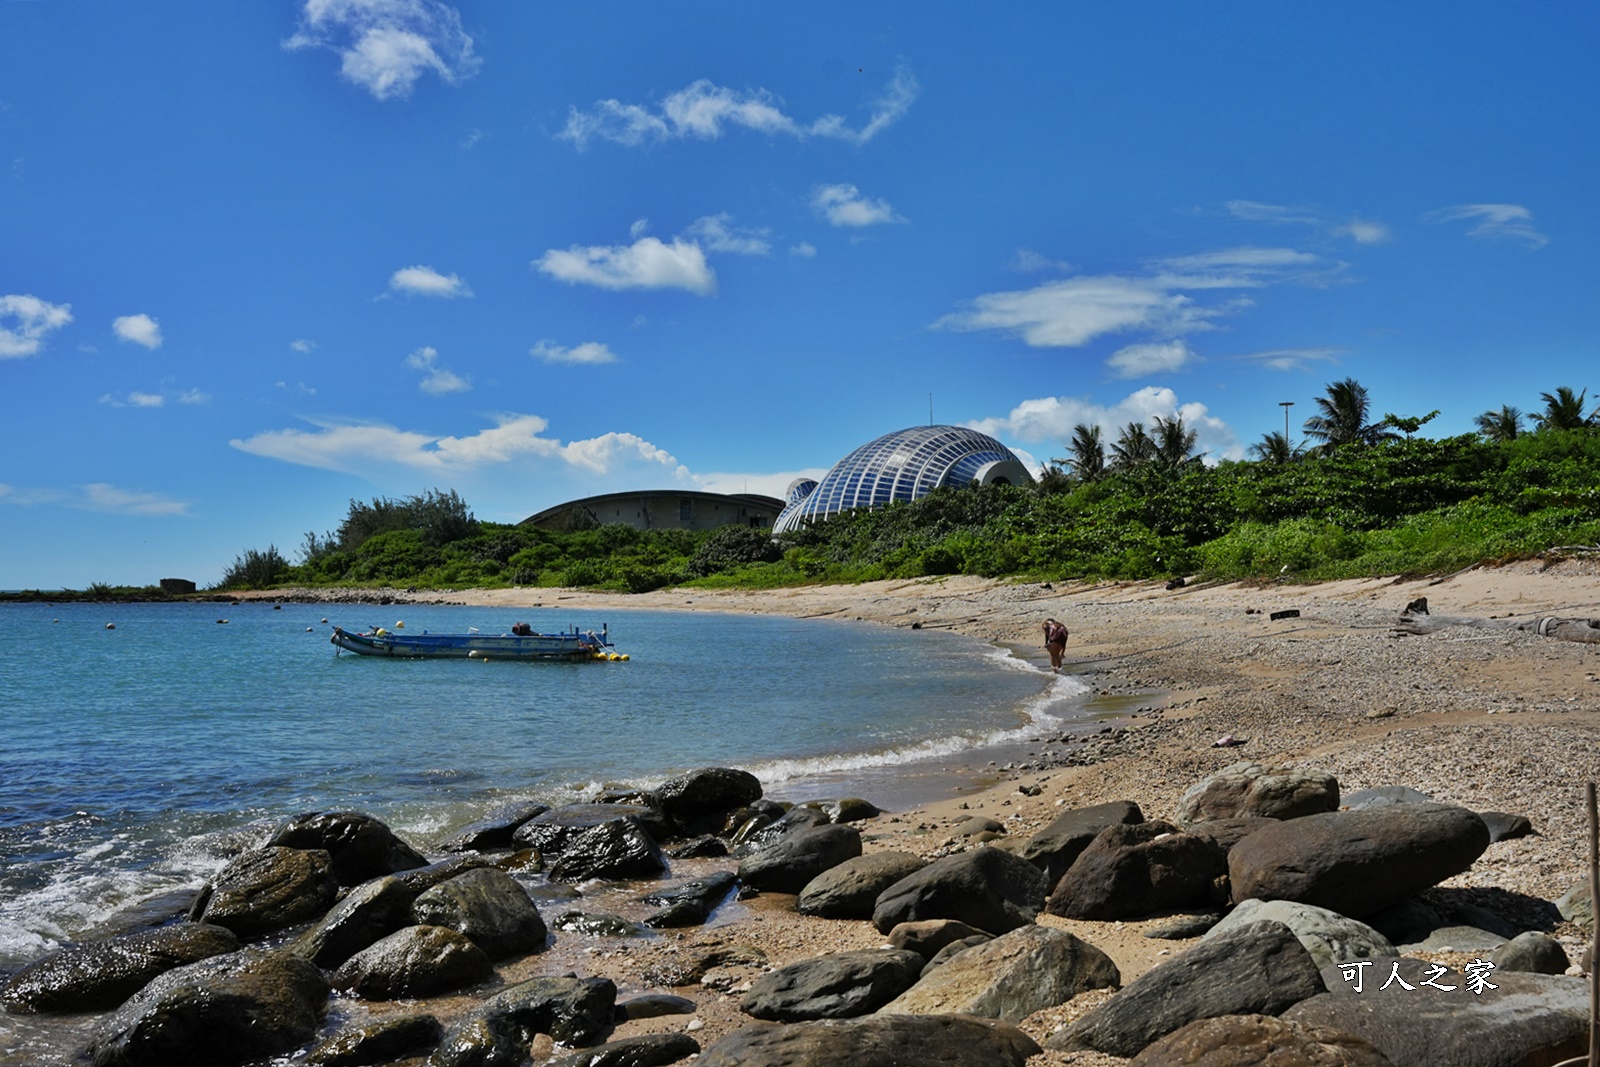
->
0, 922, 239, 1013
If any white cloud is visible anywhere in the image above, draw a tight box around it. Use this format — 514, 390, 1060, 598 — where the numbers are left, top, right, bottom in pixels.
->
694, 467, 830, 500
178, 388, 211, 405
388, 265, 471, 298
789, 242, 817, 258
536, 236, 716, 294
1107, 340, 1198, 379
79, 483, 189, 516
284, 0, 481, 101
965, 386, 1243, 463
531, 340, 617, 365
112, 313, 162, 349
1337, 219, 1390, 244
290, 338, 317, 353
1227, 199, 1391, 246
1012, 249, 1071, 273
403, 345, 470, 394
812, 183, 902, 227
560, 65, 918, 149
1235, 347, 1342, 371
0, 293, 72, 358
684, 214, 771, 256
1427, 203, 1548, 248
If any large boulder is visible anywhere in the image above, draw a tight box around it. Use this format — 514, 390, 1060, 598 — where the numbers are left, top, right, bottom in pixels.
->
640, 871, 738, 928
734, 805, 832, 852
1204, 898, 1397, 971
266, 811, 429, 885
738, 824, 862, 894
1046, 820, 1227, 920
872, 847, 1047, 935
547, 816, 667, 881
1016, 800, 1143, 889
410, 867, 548, 958
880, 925, 1119, 1022
1497, 931, 1571, 975
1285, 959, 1590, 1067
698, 1014, 1040, 1067
654, 767, 763, 828
886, 919, 992, 960
435, 975, 617, 1056
739, 949, 925, 1020
306, 1014, 443, 1066
330, 924, 494, 1000
1049, 920, 1325, 1058
513, 804, 672, 855
439, 801, 550, 853
289, 874, 415, 968
798, 851, 927, 919
1131, 1013, 1396, 1066
1, 922, 239, 1013
1228, 804, 1491, 918
196, 846, 340, 937
1177, 762, 1340, 823
81, 949, 328, 1067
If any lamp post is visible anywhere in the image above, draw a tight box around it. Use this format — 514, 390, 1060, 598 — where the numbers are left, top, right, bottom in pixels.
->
1279, 401, 1295, 446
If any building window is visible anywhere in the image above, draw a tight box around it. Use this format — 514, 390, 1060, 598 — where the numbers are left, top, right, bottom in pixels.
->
680, 498, 692, 522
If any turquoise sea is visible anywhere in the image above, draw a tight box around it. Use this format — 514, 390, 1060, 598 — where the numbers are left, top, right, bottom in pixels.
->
0, 600, 1087, 974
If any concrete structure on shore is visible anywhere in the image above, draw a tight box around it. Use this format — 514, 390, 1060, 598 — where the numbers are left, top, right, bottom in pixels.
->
773, 425, 1033, 533
520, 490, 784, 533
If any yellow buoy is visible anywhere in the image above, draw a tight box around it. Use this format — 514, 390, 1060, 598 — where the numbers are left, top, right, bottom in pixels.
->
619, 654, 630, 661
395, 621, 405, 628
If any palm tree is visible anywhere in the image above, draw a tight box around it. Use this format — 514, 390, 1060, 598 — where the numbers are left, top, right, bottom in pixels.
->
1152, 414, 1199, 470
1301, 377, 1395, 452
1533, 386, 1595, 431
1110, 421, 1156, 471
1066, 423, 1106, 482
1249, 431, 1302, 464
1474, 405, 1524, 443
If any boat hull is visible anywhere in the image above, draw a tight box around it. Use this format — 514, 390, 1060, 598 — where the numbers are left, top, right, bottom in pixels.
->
330, 626, 611, 661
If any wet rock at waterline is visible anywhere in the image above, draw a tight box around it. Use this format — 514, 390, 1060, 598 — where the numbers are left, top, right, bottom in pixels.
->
547, 816, 668, 881
289, 874, 416, 969
0, 922, 240, 1014
545, 1033, 702, 1067
266, 810, 429, 886
410, 867, 549, 958
640, 871, 738, 928
438, 801, 551, 853
305, 1013, 443, 1066
330, 924, 494, 1000
654, 766, 763, 829
194, 846, 340, 938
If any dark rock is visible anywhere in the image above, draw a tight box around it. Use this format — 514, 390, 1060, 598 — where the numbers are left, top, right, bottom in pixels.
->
1364, 899, 1444, 946
267, 810, 429, 885
1497, 931, 1570, 975
1143, 912, 1223, 940
1046, 820, 1228, 921
552, 910, 645, 937
1269, 609, 1300, 621
546, 1033, 701, 1067
723, 798, 787, 841
739, 948, 925, 1020
739, 824, 862, 894
1130, 1013, 1396, 1066
1183, 815, 1278, 853
1478, 811, 1535, 842
1556, 879, 1593, 928
698, 1013, 1040, 1067
447, 974, 617, 1049
306, 1014, 443, 1066
1228, 804, 1491, 918
1050, 920, 1325, 1057
883, 925, 1119, 1021
1343, 786, 1435, 810
197, 846, 340, 937
395, 855, 497, 896
614, 993, 697, 1021
886, 919, 992, 959
804, 797, 882, 823
1399, 925, 1505, 954
655, 767, 763, 829
640, 871, 738, 928
920, 934, 992, 975
1017, 799, 1143, 890
955, 816, 1005, 836
427, 1013, 525, 1067
514, 804, 671, 855
1177, 762, 1339, 823
548, 816, 668, 881
289, 874, 415, 968
438, 801, 550, 853
734, 805, 831, 852
1203, 899, 1396, 970
81, 949, 328, 1067
873, 846, 1047, 935
0, 922, 239, 1014
329, 924, 494, 1000
1285, 959, 1590, 1067
410, 867, 547, 959
669, 834, 728, 858
798, 851, 927, 919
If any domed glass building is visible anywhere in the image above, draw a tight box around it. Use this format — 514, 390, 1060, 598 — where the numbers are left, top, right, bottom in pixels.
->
773, 425, 1033, 533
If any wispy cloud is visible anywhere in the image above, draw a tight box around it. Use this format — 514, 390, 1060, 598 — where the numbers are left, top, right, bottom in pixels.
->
812, 183, 902, 227
965, 386, 1243, 463
284, 0, 481, 101
1427, 203, 1548, 248
1335, 219, 1390, 244
1227, 199, 1390, 245
178, 388, 211, 405
388, 265, 471, 298
0, 482, 187, 514
290, 338, 317, 353
1107, 340, 1198, 379
683, 214, 771, 255
0, 293, 72, 358
790, 242, 817, 258
1234, 347, 1342, 371
560, 65, 918, 149
99, 391, 165, 408
112, 313, 162, 349
535, 235, 715, 294
403, 345, 470, 394
937, 247, 1335, 351
531, 340, 617, 365
231, 413, 691, 481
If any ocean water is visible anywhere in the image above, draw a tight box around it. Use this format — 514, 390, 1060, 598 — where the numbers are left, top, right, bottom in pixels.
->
0, 599, 1086, 974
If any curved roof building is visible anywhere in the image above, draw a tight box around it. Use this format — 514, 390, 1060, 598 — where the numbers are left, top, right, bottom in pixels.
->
773, 425, 1032, 533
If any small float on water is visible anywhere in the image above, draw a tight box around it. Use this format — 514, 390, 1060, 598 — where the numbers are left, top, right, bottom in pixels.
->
330, 623, 627, 662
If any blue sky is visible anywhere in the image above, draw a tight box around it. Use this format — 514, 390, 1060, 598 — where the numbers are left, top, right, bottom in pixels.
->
2, 2, 1596, 588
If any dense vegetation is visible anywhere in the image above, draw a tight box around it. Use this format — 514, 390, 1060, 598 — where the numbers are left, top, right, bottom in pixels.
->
199, 381, 1600, 593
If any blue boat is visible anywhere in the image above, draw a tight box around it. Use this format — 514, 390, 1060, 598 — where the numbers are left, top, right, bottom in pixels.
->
330, 623, 624, 662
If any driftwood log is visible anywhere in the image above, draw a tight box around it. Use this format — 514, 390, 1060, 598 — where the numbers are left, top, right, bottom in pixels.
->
1393, 598, 1600, 644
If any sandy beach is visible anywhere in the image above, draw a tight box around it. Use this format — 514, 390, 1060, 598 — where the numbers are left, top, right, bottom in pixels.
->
232, 559, 1600, 1063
